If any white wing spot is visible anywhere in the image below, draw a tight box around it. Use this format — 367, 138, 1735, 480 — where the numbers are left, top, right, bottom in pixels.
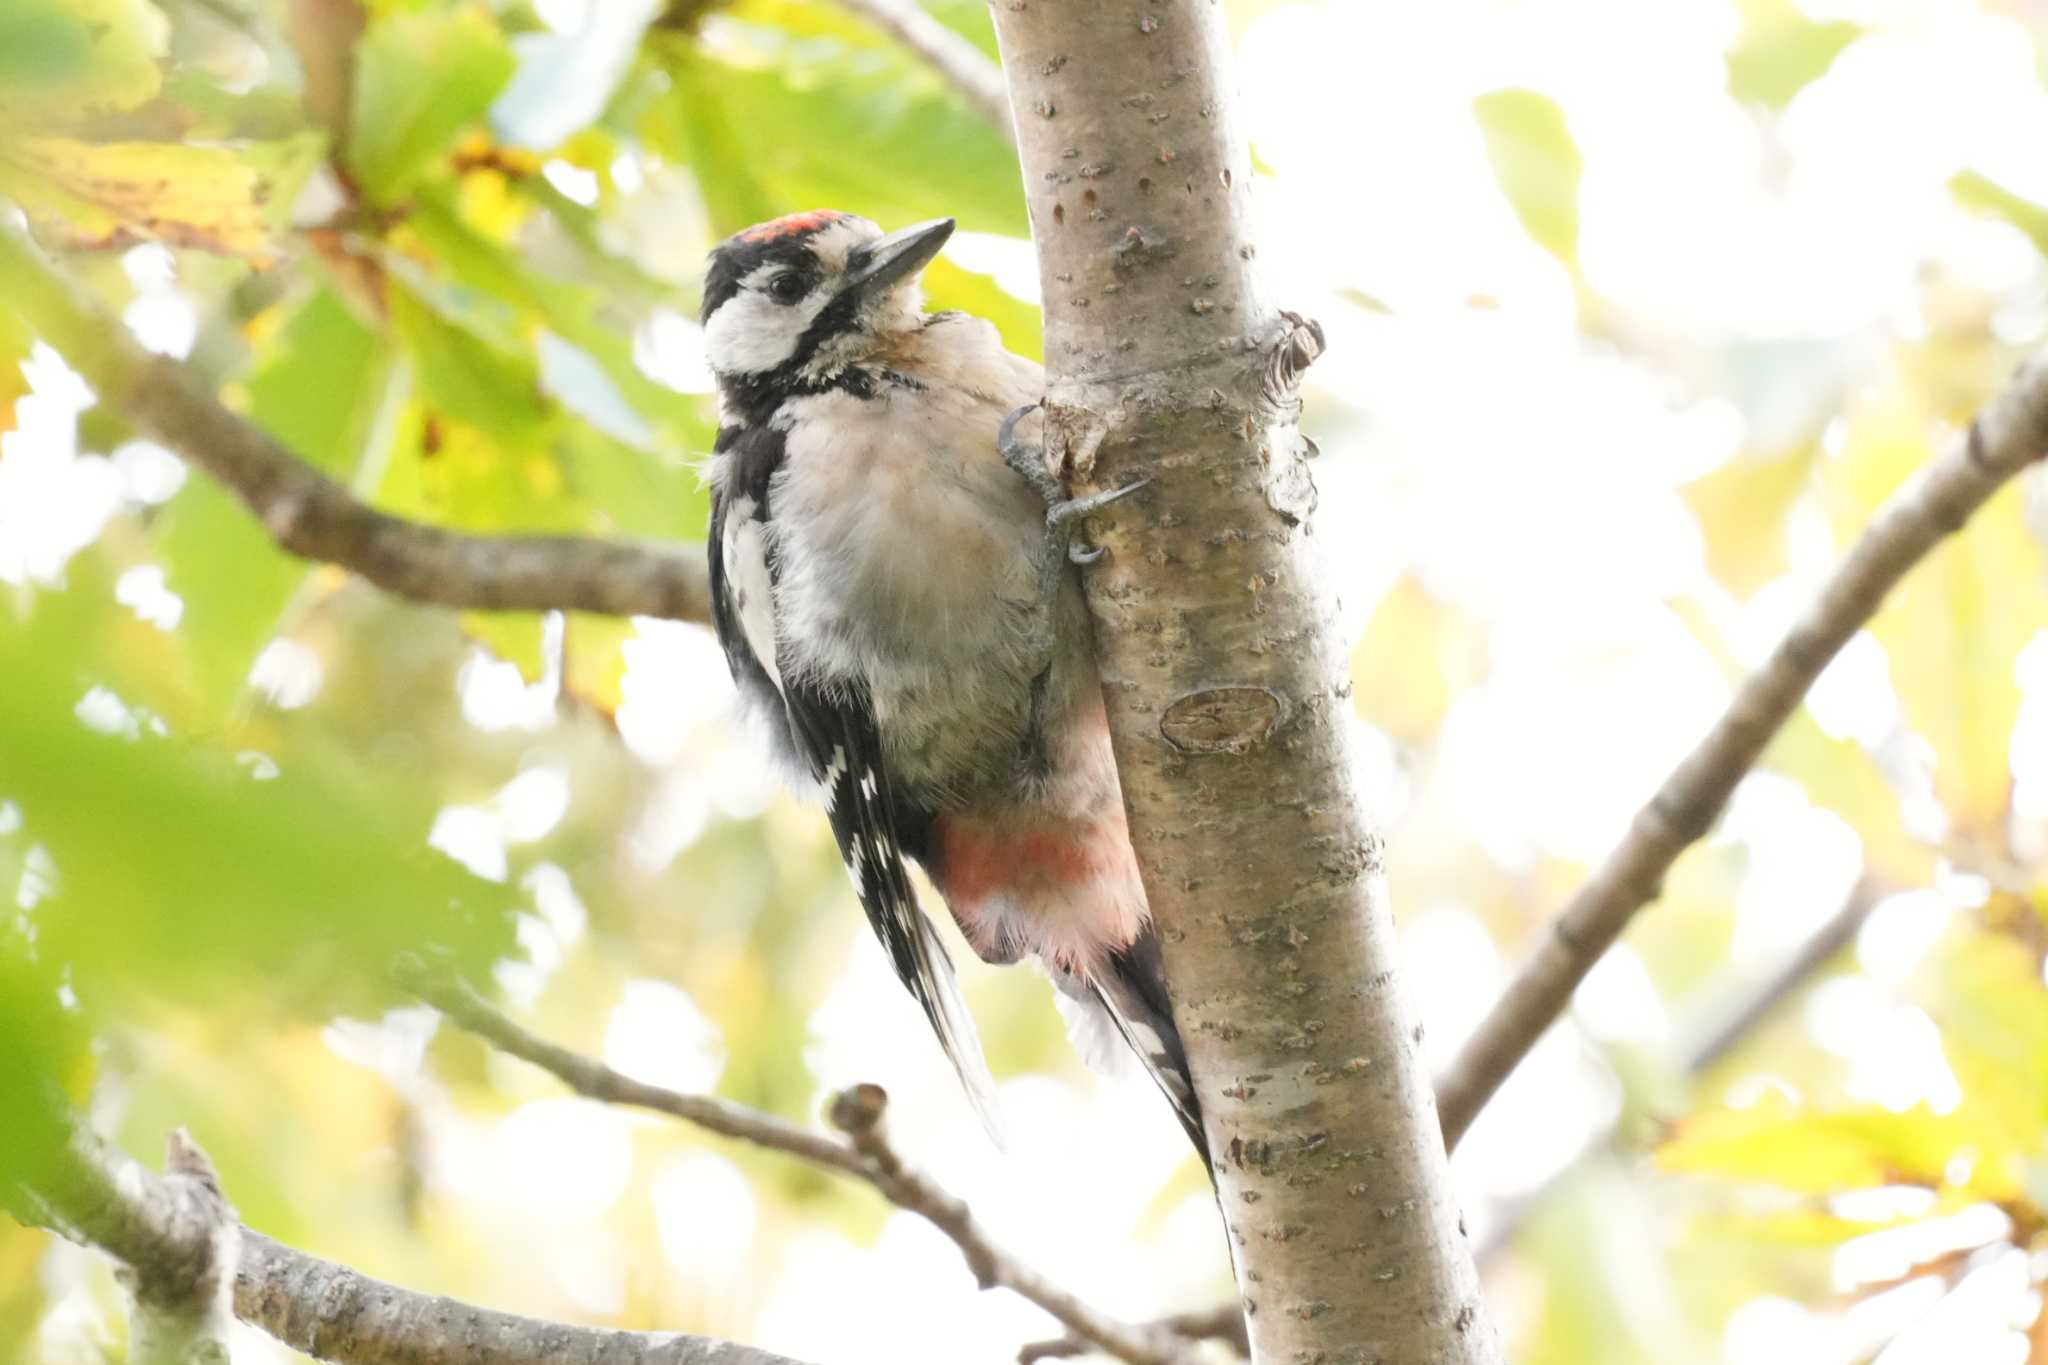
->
724, 502, 781, 691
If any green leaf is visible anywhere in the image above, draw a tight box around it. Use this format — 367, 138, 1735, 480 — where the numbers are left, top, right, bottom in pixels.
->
1726, 0, 1862, 111
1472, 88, 1582, 271
556, 418, 710, 542
389, 282, 548, 441
152, 288, 395, 718
922, 256, 1041, 364
0, 946, 87, 1202
913, 0, 1000, 60
1949, 170, 2048, 259
346, 6, 515, 206
0, 574, 517, 1023
403, 189, 707, 445
460, 609, 548, 681
646, 18, 1024, 238
0, 0, 169, 120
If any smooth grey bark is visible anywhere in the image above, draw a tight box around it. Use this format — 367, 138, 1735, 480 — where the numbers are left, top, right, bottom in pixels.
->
28, 1129, 241, 1365
987, 4, 1502, 1362
18, 1121, 808, 1365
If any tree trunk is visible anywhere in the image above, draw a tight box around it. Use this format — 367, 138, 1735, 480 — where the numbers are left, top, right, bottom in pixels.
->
988, 7, 1502, 1362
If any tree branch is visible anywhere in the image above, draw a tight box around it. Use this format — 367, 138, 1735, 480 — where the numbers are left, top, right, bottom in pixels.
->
1019, 1306, 1250, 1364
0, 218, 712, 625
18, 1117, 811, 1364
835, 0, 1014, 144
24, 1126, 240, 1365
409, 971, 1198, 1365
1437, 350, 2048, 1149
233, 1230, 807, 1365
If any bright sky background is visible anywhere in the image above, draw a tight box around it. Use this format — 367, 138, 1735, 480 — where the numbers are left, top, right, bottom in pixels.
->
11, 0, 2048, 1361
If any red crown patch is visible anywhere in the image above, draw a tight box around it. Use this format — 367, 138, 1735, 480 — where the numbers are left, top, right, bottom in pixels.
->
737, 210, 847, 244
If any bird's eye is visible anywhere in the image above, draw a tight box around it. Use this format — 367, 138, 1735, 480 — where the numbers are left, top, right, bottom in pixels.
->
767, 272, 810, 305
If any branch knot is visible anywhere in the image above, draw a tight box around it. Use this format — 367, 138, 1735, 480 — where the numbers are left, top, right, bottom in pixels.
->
1261, 311, 1325, 409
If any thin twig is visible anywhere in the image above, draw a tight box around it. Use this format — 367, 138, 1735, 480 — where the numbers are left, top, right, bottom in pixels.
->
0, 219, 712, 625
410, 970, 1200, 1365
1019, 1305, 1251, 1363
836, 0, 1016, 144
1474, 880, 1882, 1263
1436, 349, 2048, 1149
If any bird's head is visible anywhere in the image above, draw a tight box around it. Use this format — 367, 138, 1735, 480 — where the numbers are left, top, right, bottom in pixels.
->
700, 211, 954, 388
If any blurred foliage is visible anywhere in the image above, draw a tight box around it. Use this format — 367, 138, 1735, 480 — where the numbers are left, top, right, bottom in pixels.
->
1471, 87, 1581, 272
2, 1, 2048, 1364
1725, 0, 1863, 110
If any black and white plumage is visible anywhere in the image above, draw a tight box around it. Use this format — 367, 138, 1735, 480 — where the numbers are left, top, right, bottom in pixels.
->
701, 210, 1205, 1169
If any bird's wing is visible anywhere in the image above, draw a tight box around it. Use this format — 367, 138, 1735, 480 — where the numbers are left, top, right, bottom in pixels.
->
709, 423, 1001, 1141
779, 672, 1003, 1142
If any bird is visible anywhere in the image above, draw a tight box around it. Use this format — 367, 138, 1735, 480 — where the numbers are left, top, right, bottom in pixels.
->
699, 209, 1206, 1169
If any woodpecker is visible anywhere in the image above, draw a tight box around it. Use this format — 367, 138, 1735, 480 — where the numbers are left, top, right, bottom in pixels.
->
701, 210, 1206, 1168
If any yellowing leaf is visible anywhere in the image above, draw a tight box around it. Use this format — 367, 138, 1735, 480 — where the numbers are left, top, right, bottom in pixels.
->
1870, 484, 2042, 832
1660, 1094, 2015, 1199
1925, 929, 2048, 1144
1763, 713, 1931, 889
1688, 1207, 1909, 1248
1825, 379, 1929, 537
0, 134, 316, 263
1821, 372, 2042, 833
1661, 1096, 1894, 1191
1683, 444, 1816, 595
1350, 575, 1489, 744
559, 613, 635, 716
0, 309, 30, 436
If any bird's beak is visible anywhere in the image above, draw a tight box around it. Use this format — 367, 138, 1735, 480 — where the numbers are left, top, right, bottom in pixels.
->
843, 218, 955, 299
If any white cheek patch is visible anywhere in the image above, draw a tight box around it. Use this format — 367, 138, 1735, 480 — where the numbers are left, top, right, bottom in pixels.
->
701, 219, 899, 378
704, 274, 833, 376
723, 496, 782, 689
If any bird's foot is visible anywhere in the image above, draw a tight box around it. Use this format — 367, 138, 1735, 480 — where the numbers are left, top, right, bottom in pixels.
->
999, 401, 1149, 567
1048, 478, 1151, 564
999, 401, 1064, 506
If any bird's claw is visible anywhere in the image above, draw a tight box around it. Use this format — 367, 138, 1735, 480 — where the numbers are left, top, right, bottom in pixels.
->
1046, 477, 1151, 530
999, 400, 1149, 569
1050, 478, 1147, 567
999, 400, 1065, 506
